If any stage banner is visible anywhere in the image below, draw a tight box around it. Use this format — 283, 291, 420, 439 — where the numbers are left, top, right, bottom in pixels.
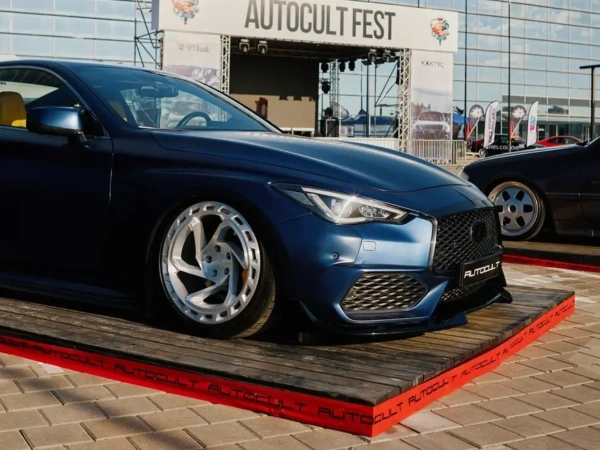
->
508, 105, 527, 142
526, 101, 539, 146
152, 0, 458, 53
483, 101, 499, 148
465, 104, 484, 140
162, 31, 222, 89
410, 50, 454, 141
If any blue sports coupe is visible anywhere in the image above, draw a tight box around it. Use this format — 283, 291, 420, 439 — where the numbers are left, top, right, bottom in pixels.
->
0, 59, 510, 339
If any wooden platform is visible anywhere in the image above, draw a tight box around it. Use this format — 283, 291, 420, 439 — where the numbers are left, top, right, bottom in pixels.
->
504, 241, 600, 272
0, 286, 575, 437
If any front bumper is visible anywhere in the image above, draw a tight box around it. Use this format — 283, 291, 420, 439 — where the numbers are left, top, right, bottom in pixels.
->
274, 207, 507, 336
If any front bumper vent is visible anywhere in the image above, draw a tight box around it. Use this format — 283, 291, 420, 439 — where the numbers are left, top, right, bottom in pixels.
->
341, 273, 427, 314
439, 280, 488, 304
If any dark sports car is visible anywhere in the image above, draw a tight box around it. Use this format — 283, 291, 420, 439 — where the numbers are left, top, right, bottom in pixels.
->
459, 140, 597, 241
0, 59, 510, 339
473, 134, 544, 158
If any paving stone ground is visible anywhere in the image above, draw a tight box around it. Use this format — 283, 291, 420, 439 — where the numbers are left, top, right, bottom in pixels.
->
1, 263, 600, 449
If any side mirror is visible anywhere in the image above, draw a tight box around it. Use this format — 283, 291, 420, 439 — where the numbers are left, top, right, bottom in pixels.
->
27, 107, 85, 137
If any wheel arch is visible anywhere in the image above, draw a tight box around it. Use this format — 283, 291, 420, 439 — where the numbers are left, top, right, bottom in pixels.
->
142, 190, 294, 315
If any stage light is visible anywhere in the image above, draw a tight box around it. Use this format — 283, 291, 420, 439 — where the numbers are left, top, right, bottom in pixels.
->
367, 49, 377, 64
382, 49, 393, 63
239, 39, 250, 53
321, 81, 330, 94
321, 62, 329, 73
339, 61, 346, 72
257, 40, 268, 55
349, 60, 356, 71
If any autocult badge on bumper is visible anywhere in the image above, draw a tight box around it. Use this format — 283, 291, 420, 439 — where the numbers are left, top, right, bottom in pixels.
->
459, 254, 502, 287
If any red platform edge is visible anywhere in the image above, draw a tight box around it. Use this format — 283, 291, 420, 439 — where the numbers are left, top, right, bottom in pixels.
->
504, 254, 600, 274
0, 295, 575, 438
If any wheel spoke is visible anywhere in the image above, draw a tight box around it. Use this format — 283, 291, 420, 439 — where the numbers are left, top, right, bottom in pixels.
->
190, 218, 207, 266
171, 256, 204, 278
186, 277, 227, 306
223, 263, 240, 309
207, 221, 230, 247
226, 242, 248, 270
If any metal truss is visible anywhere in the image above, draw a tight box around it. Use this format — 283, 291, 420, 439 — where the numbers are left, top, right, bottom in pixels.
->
329, 60, 341, 136
220, 35, 231, 95
134, 0, 163, 69
397, 49, 412, 151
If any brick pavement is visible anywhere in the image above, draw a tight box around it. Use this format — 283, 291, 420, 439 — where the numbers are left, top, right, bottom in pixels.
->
1, 263, 600, 449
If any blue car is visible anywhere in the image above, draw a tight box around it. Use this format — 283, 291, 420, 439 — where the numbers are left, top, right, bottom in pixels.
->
0, 60, 510, 339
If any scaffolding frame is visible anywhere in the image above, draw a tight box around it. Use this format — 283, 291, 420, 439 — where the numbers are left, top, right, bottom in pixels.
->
329, 60, 341, 137
133, 0, 163, 69
220, 35, 231, 95
397, 49, 412, 152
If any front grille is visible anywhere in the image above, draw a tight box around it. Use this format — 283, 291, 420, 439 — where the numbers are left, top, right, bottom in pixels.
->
433, 208, 500, 272
440, 281, 488, 304
341, 273, 427, 313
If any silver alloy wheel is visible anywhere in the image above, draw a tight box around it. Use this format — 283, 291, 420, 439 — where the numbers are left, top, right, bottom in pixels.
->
160, 201, 261, 325
488, 181, 541, 237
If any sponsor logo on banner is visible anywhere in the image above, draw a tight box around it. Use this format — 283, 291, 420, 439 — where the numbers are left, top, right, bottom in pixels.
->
172, 0, 199, 24
162, 31, 221, 90
151, 0, 458, 52
430, 17, 450, 46
483, 101, 499, 148
465, 104, 484, 140
527, 101, 539, 147
508, 105, 527, 143
409, 50, 454, 144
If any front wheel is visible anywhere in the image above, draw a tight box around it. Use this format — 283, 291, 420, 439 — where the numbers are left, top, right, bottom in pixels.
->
157, 201, 278, 339
478, 148, 488, 158
488, 181, 545, 241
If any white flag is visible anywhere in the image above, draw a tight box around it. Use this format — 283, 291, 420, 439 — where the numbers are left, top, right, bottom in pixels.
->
483, 101, 499, 148
526, 101, 539, 147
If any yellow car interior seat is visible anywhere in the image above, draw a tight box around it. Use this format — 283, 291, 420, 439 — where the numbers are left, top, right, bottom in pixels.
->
0, 91, 27, 128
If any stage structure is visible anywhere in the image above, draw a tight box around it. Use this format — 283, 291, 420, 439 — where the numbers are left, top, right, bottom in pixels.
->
134, 0, 163, 69
145, 0, 457, 151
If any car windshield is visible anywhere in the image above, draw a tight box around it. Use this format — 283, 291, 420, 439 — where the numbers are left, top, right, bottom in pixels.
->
72, 66, 277, 132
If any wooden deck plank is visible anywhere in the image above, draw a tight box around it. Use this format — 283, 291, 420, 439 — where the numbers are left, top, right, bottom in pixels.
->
0, 286, 573, 405
0, 310, 413, 395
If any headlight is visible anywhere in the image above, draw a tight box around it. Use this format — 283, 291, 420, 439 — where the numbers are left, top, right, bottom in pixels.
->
458, 169, 469, 180
443, 123, 451, 132
273, 185, 409, 225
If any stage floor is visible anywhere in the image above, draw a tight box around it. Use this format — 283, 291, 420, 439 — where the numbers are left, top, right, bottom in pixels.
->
0, 285, 575, 437
504, 240, 600, 272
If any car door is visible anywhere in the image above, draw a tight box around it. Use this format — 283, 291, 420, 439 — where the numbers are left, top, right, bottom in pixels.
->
578, 142, 600, 232
564, 138, 579, 146
0, 66, 114, 289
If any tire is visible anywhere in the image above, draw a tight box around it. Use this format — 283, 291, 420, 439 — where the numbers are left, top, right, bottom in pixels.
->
154, 200, 278, 339
488, 181, 546, 241
478, 148, 488, 158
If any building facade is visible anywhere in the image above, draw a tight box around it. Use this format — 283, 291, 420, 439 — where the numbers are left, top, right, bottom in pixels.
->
1, 0, 599, 140
337, 0, 600, 141
0, 0, 138, 65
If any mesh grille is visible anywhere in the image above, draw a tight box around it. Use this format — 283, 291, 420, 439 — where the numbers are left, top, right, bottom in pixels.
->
433, 209, 499, 272
341, 274, 427, 313
440, 281, 488, 304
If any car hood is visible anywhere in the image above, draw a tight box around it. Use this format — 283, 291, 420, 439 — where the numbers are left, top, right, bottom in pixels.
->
150, 131, 467, 193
